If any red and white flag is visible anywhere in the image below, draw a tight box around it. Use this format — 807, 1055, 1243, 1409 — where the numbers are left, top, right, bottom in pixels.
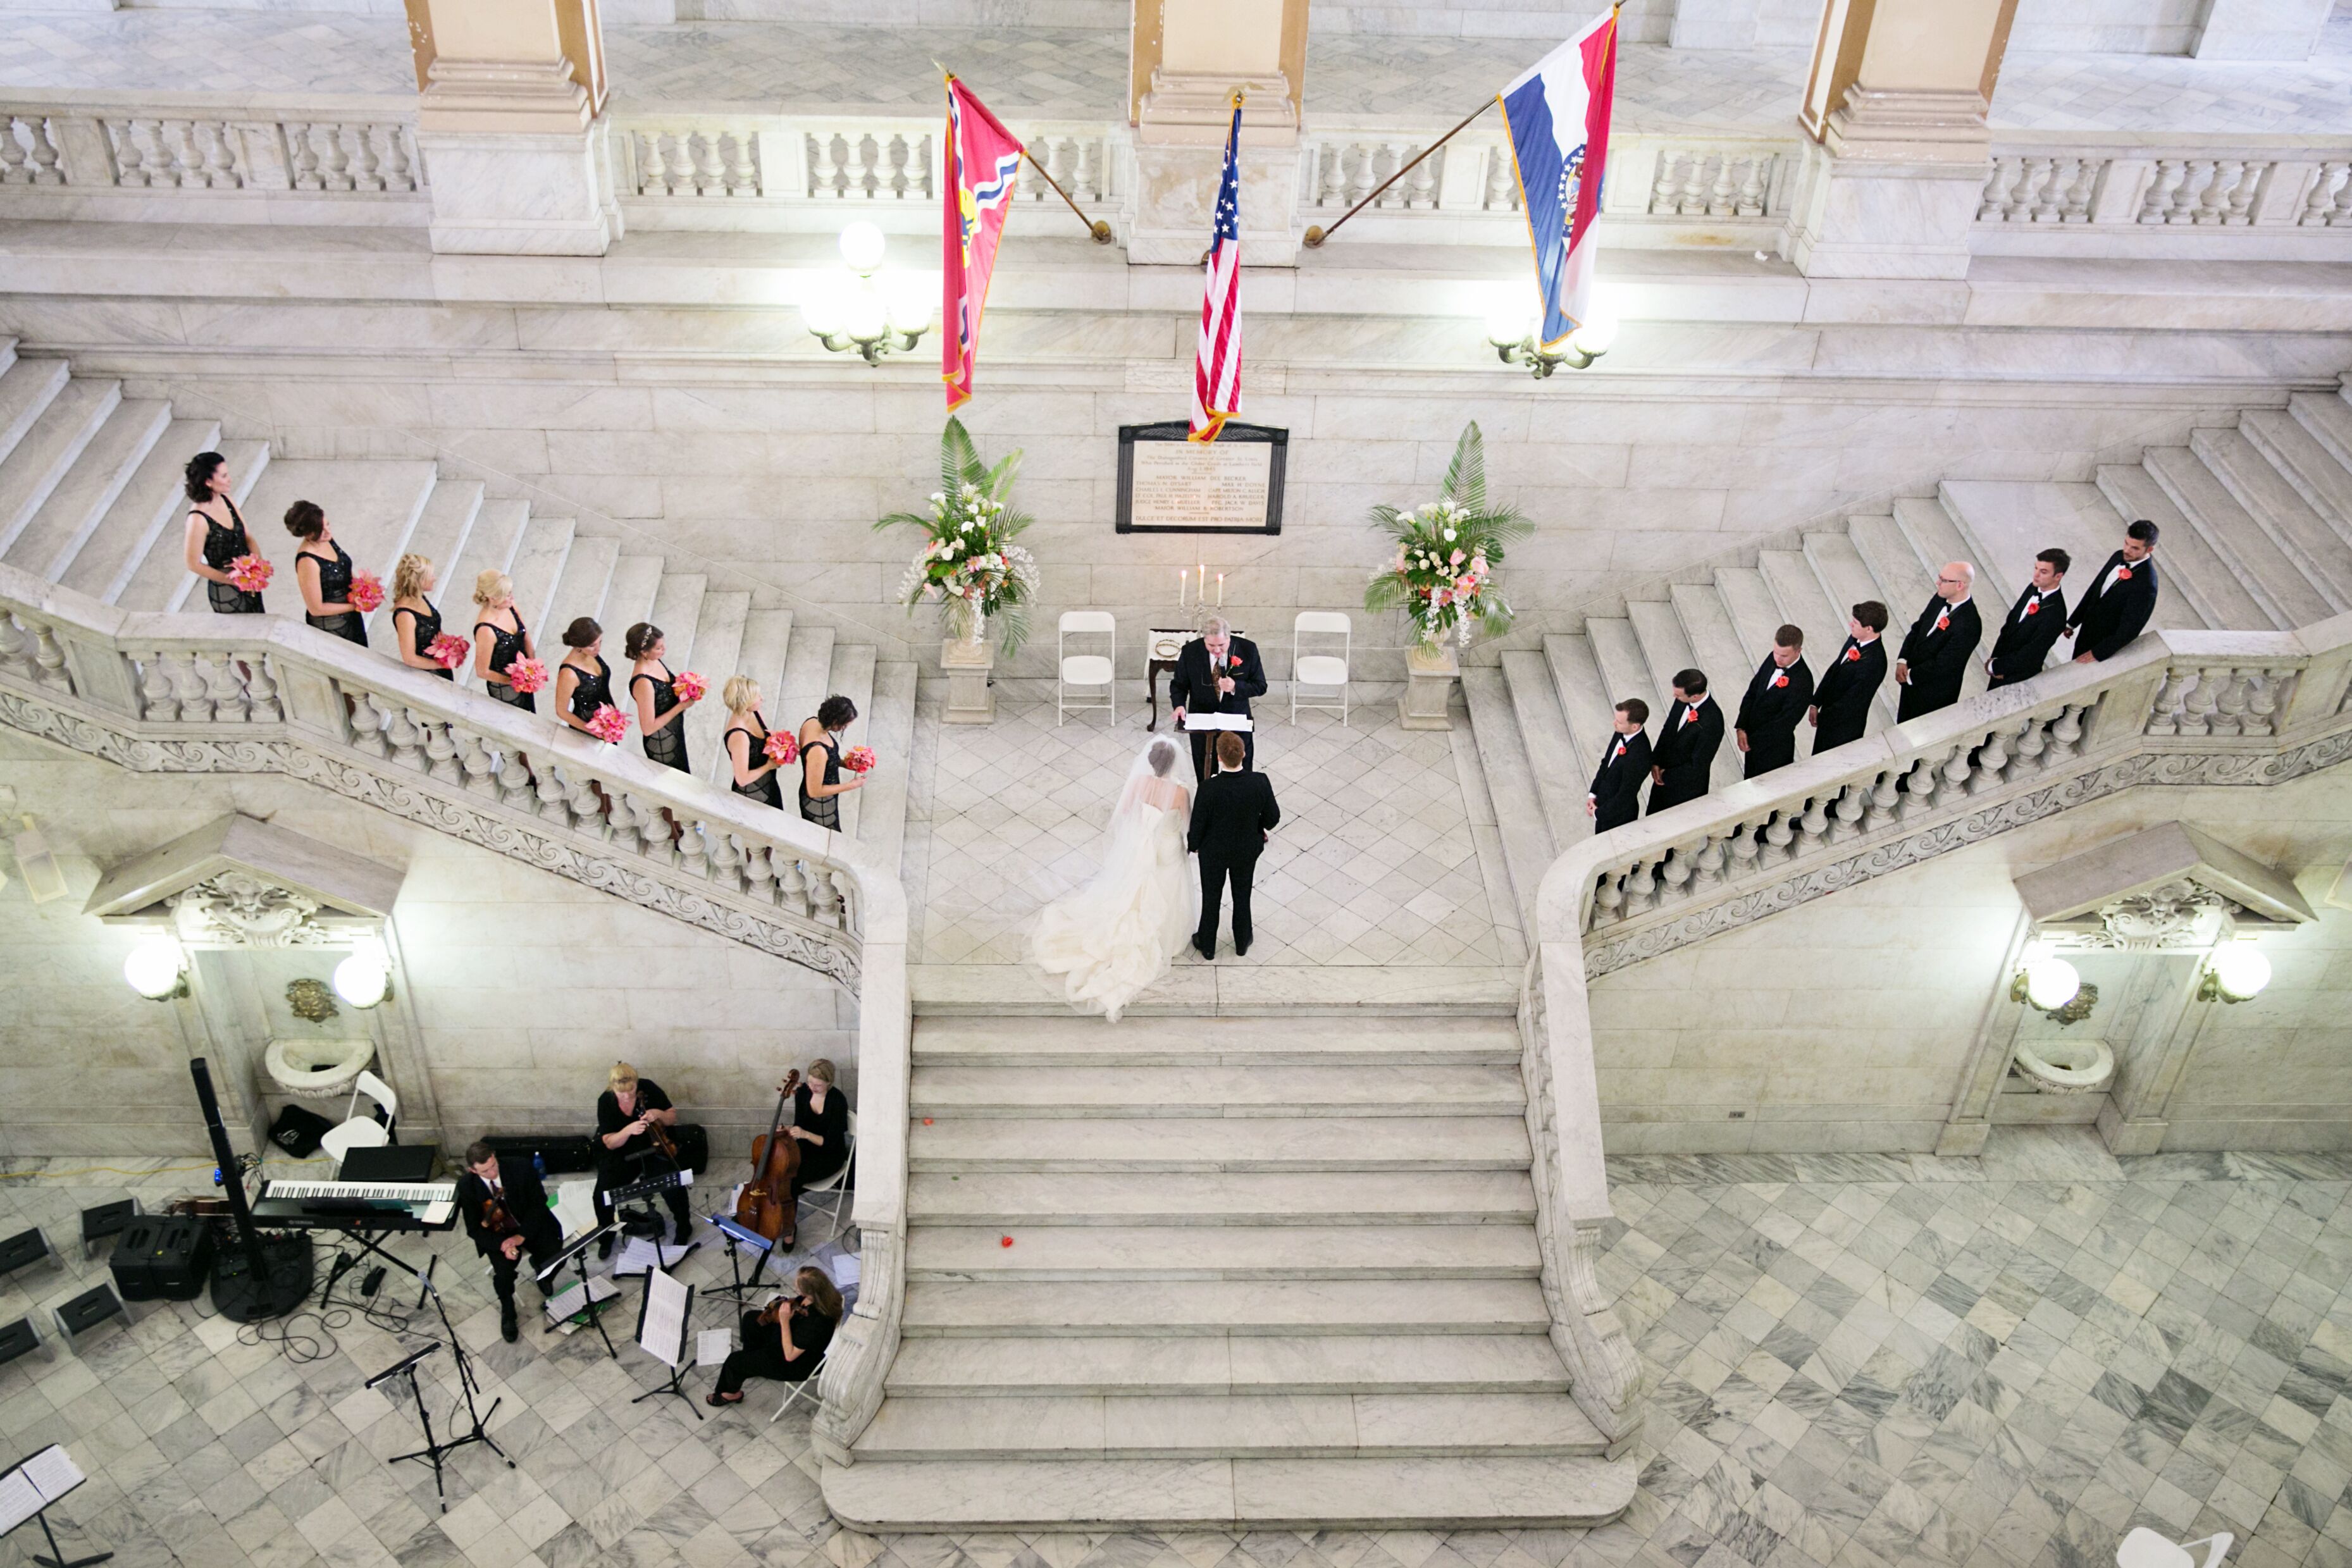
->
1189, 95, 1244, 443
941, 73, 1022, 411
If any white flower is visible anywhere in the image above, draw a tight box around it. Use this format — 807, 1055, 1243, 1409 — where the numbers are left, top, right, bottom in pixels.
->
1443, 528, 1457, 542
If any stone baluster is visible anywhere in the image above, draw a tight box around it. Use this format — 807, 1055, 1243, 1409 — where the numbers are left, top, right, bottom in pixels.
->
2208, 667, 2252, 736
2299, 163, 2346, 226
2021, 157, 2058, 221
1867, 769, 1901, 833
134, 650, 175, 717
104, 120, 143, 186
2224, 162, 2261, 224
1588, 870, 1622, 929
2196, 161, 2238, 224
1690, 835, 1726, 890
836, 869, 861, 937
382, 127, 418, 192
2167, 162, 2212, 225
2010, 710, 2049, 774
348, 686, 393, 757
164, 653, 210, 722
197, 121, 238, 187
2144, 664, 2195, 735
30, 622, 67, 692
23, 117, 59, 185
1795, 794, 1831, 856
289, 123, 323, 190
1736, 156, 1768, 216
137, 120, 178, 187
197, 653, 246, 723
631, 132, 660, 194
0, 121, 28, 185
707, 829, 746, 889
676, 818, 711, 879
2138, 160, 2186, 223
1071, 137, 1098, 202
2247, 667, 2296, 736
824, 868, 855, 929
2179, 665, 2221, 735
1941, 736, 1976, 794
1978, 157, 2021, 221
906, 132, 931, 198
1345, 143, 1376, 207
0, 611, 32, 681
534, 760, 570, 821
413, 709, 460, 782
1407, 148, 1437, 209
1826, 782, 1867, 843
2049, 701, 2087, 761
320, 124, 354, 190
1969, 722, 2012, 792
808, 133, 840, 197
660, 133, 693, 197
2058, 157, 2096, 221
2329, 172, 2352, 226
349, 124, 383, 191
1313, 144, 1344, 207
696, 130, 729, 195
1705, 153, 1736, 216
1724, 822, 1760, 880
1762, 810, 1795, 863
769, 855, 808, 918
1900, 753, 1940, 815
1483, 145, 1516, 211
381, 703, 427, 769
1622, 859, 1659, 915
842, 133, 874, 199
1678, 154, 1711, 215
157, 121, 195, 186
722, 130, 757, 195
1657, 844, 1695, 903
564, 770, 604, 832
451, 728, 499, 796
742, 842, 777, 904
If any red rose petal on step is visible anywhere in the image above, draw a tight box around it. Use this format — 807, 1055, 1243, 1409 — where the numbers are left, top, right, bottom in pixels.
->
1000, 1235, 1013, 1247
922, 1117, 933, 1125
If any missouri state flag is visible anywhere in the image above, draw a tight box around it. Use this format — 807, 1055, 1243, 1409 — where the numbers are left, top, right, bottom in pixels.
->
941, 74, 1022, 411
1497, 8, 1619, 348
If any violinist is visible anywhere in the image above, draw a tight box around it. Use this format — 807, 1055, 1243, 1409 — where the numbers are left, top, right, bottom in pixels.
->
456, 1142, 562, 1343
707, 1265, 842, 1407
595, 1062, 694, 1256
788, 1059, 850, 1197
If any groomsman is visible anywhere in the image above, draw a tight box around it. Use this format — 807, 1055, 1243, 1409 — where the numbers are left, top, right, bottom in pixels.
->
1734, 625, 1814, 779
1810, 602, 1888, 755
1647, 670, 1723, 814
1586, 698, 1651, 832
2067, 520, 2161, 664
1986, 548, 2070, 689
1895, 563, 1981, 721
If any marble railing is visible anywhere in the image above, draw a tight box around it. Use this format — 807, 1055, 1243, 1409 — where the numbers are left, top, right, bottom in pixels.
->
1522, 618, 2352, 1450
1974, 134, 2352, 254
0, 564, 913, 1460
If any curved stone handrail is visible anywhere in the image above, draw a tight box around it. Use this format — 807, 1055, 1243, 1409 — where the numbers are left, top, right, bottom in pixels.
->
1521, 617, 2352, 1450
0, 563, 912, 1459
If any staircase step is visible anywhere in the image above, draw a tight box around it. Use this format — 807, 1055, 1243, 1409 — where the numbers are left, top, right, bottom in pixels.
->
1497, 650, 1590, 848
438, 499, 531, 664
776, 622, 836, 722
908, 1224, 1540, 1281
885, 1334, 1567, 1396
1541, 630, 1617, 762
602, 555, 665, 634
1628, 599, 1740, 792
1801, 531, 1903, 727
905, 1168, 1535, 1227
645, 569, 707, 668
4, 397, 170, 580
503, 514, 575, 633
0, 378, 119, 559
2095, 462, 2279, 631
2294, 385, 2352, 474
829, 639, 879, 838
903, 1276, 1550, 1335
1757, 543, 1841, 677
911, 1013, 1521, 1066
0, 355, 68, 469
1892, 493, 2004, 605
908, 1063, 1524, 1118
853, 1391, 1606, 1460
2145, 446, 2335, 626
1846, 512, 1935, 623
2242, 405, 2352, 544
1666, 583, 1753, 730
365, 478, 483, 645
1583, 615, 1664, 727
115, 441, 269, 611
57, 416, 220, 603
719, 608, 795, 789
1457, 667, 1553, 929
2191, 426, 2352, 608
858, 660, 919, 875
543, 531, 617, 636
1712, 565, 1785, 665
820, 1453, 1638, 1531
679, 588, 749, 777
1942, 479, 2203, 634
909, 1116, 1530, 1173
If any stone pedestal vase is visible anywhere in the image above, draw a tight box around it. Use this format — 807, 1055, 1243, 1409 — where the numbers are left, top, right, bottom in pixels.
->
1399, 642, 1459, 731
943, 623, 994, 725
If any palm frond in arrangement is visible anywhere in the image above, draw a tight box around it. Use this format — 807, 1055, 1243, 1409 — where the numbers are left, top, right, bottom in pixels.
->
1364, 421, 1531, 649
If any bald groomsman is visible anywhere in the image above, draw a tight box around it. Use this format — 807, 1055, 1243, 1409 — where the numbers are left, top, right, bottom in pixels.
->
1810, 602, 1889, 755
1647, 670, 1723, 814
2067, 519, 2161, 664
1895, 562, 1981, 721
1734, 625, 1813, 779
1986, 548, 2070, 689
1586, 698, 1651, 832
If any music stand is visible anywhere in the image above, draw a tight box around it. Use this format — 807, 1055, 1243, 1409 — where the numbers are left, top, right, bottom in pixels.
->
611, 1148, 672, 1239
368, 1339, 502, 1514
629, 1267, 700, 1421
0, 1445, 108, 1567
702, 1213, 779, 1302
535, 1222, 620, 1359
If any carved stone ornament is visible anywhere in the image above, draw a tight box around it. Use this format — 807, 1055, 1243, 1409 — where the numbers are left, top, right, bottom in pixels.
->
169, 870, 332, 948
2078, 880, 2237, 951
285, 978, 338, 1023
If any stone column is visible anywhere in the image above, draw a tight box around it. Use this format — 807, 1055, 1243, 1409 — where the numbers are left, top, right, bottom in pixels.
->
407, 0, 620, 256
1127, 0, 1308, 266
1785, 0, 2019, 282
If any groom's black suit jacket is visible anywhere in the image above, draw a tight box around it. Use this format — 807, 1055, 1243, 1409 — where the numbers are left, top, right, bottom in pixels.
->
1189, 769, 1280, 863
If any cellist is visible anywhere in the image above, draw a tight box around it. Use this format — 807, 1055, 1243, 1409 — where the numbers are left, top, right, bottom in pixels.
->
594, 1061, 693, 1256
786, 1059, 850, 1197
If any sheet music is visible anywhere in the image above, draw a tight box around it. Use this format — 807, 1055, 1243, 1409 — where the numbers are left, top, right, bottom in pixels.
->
543, 1276, 621, 1324
697, 1328, 734, 1367
813, 1244, 860, 1289
0, 1469, 39, 1536
636, 1268, 692, 1369
1180, 712, 1253, 731
610, 1237, 698, 1277
20, 1445, 82, 1502
550, 1179, 597, 1239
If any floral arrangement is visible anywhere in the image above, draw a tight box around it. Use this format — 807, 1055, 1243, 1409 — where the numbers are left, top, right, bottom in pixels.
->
1364, 421, 1530, 651
346, 572, 385, 614
671, 670, 708, 703
877, 416, 1040, 655
762, 730, 800, 767
585, 704, 630, 745
228, 555, 273, 595
504, 657, 549, 696
841, 746, 877, 774
426, 632, 471, 670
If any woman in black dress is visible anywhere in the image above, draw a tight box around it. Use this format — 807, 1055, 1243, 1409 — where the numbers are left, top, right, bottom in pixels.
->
626, 622, 696, 772
796, 694, 865, 832
287, 500, 368, 647
471, 569, 537, 712
180, 452, 269, 615
389, 555, 454, 682
787, 1058, 850, 1196
553, 617, 613, 737
722, 676, 785, 808
707, 1266, 841, 1407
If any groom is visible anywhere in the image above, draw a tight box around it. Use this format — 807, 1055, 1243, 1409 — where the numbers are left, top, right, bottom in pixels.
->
1190, 732, 1280, 958
1168, 615, 1266, 779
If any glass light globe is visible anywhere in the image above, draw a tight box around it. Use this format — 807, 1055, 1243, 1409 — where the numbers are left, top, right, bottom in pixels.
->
2022, 956, 2081, 1012
838, 221, 887, 275
841, 285, 889, 343
333, 949, 390, 1009
802, 278, 845, 338
2208, 946, 2270, 1001
1568, 302, 1619, 358
1485, 307, 1530, 348
886, 275, 935, 335
123, 934, 185, 999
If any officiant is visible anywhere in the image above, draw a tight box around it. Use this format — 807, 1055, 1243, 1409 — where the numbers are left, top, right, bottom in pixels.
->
1169, 615, 1266, 779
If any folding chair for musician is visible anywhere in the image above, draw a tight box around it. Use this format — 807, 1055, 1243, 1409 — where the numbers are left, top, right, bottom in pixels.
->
773, 1348, 826, 1424
798, 1113, 856, 1242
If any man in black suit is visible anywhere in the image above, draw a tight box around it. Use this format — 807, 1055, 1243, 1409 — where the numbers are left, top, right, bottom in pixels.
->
2066, 519, 2161, 664
1188, 731, 1280, 958
457, 1141, 565, 1342
1168, 615, 1267, 781
1647, 669, 1723, 814
1810, 601, 1888, 755
1734, 624, 1814, 780
1986, 548, 2070, 689
1586, 698, 1650, 832
1894, 562, 1982, 721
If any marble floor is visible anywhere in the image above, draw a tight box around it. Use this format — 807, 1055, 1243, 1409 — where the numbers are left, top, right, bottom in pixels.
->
2, 11, 2350, 137
4, 1129, 2351, 1567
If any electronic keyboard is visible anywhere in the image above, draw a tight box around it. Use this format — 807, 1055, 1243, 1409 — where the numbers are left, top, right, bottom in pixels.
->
252, 1179, 457, 1232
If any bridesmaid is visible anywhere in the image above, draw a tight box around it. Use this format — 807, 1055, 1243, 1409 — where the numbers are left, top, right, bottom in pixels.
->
389, 555, 453, 681
287, 500, 367, 647
554, 617, 613, 737
181, 452, 268, 615
796, 694, 864, 831
472, 570, 536, 712
626, 622, 696, 773
722, 676, 784, 808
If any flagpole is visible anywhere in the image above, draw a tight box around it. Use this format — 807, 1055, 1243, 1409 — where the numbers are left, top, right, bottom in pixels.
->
1301, 98, 1494, 249
1019, 147, 1116, 244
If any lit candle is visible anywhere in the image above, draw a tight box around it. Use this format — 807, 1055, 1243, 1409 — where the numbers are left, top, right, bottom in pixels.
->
1179, 568, 1188, 607
1216, 573, 1225, 607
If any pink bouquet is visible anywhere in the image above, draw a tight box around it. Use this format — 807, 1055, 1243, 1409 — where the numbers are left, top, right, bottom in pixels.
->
228, 555, 273, 594
426, 632, 471, 670
505, 657, 550, 695
841, 745, 877, 774
763, 731, 799, 767
671, 670, 707, 703
585, 703, 629, 745
346, 572, 385, 614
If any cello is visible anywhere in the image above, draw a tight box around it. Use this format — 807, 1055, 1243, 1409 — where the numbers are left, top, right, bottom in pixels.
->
733, 1069, 802, 1250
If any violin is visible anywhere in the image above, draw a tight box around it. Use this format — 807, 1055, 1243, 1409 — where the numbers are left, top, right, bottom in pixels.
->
756, 1293, 810, 1328
732, 1069, 803, 1249
620, 1088, 679, 1164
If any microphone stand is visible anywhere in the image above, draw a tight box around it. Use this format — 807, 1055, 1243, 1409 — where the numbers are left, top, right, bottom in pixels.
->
388, 1258, 512, 1510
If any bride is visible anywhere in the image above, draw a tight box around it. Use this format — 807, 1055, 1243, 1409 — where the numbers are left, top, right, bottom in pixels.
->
1031, 736, 1199, 1022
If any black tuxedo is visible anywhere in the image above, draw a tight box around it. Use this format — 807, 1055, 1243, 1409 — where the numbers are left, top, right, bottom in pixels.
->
1188, 766, 1280, 955
1168, 635, 1267, 780
1647, 696, 1723, 813
1734, 655, 1814, 779
1811, 636, 1886, 754
1986, 585, 2068, 688
1895, 596, 1981, 720
2066, 552, 2159, 662
457, 1163, 563, 1311
1587, 729, 1650, 832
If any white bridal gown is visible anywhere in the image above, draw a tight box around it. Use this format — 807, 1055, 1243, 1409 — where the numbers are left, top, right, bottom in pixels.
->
1031, 743, 1200, 1023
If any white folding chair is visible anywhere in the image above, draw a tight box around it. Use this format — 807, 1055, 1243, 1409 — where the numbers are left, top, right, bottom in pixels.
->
2117, 1531, 2232, 1568
772, 1347, 827, 1423
319, 1070, 398, 1168
1058, 610, 1116, 726
1292, 610, 1351, 724
799, 1113, 856, 1242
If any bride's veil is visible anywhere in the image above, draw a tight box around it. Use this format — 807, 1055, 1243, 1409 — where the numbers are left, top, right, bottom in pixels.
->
1094, 733, 1196, 870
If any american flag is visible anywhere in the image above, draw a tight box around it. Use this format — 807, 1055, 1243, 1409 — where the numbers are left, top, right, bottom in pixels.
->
1189, 96, 1244, 443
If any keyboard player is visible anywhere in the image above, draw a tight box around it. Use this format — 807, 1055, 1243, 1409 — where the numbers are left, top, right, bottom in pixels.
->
456, 1142, 562, 1342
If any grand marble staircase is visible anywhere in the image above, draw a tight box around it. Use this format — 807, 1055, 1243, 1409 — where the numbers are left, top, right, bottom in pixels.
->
0, 339, 919, 870
820, 1009, 1640, 1531
1472, 374, 2352, 922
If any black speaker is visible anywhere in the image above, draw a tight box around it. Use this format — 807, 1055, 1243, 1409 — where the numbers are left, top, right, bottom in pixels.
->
150, 1216, 213, 1300
483, 1134, 596, 1175
109, 1218, 163, 1301
210, 1235, 313, 1324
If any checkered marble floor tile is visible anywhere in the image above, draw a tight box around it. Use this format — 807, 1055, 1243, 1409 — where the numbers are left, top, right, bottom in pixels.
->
899, 682, 1510, 970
